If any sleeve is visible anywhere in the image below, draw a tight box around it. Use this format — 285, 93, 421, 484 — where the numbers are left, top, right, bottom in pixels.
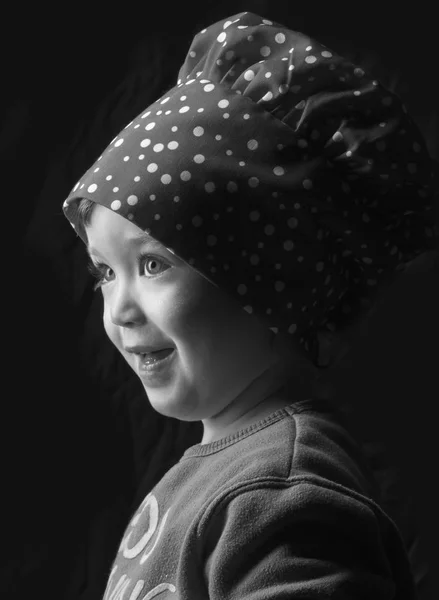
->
202, 479, 416, 599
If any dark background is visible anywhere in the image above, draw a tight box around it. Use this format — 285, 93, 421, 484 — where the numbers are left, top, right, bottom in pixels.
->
2, 2, 437, 599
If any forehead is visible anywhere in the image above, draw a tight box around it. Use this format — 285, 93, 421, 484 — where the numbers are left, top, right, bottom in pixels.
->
86, 203, 168, 255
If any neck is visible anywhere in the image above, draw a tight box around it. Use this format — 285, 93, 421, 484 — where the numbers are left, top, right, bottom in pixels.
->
200, 360, 305, 445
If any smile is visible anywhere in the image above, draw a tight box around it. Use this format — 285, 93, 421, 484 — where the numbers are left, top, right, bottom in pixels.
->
134, 348, 176, 386
138, 348, 174, 365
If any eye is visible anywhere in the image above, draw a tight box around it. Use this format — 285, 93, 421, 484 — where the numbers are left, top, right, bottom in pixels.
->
102, 266, 115, 281
87, 254, 170, 291
142, 255, 170, 277
87, 261, 115, 289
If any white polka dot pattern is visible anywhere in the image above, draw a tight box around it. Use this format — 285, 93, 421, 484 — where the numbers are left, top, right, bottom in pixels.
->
63, 10, 437, 362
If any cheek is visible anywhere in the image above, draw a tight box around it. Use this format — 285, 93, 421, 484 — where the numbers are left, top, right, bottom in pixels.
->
165, 283, 209, 345
171, 278, 252, 361
102, 304, 121, 348
158, 276, 226, 364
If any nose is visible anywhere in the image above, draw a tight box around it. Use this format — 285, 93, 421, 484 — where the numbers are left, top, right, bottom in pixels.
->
109, 278, 146, 328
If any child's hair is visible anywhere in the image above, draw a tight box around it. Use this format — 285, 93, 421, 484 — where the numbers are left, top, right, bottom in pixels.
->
73, 197, 96, 241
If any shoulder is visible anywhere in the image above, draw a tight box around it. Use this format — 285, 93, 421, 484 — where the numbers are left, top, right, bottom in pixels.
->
200, 476, 415, 598
199, 399, 376, 499
201, 474, 389, 538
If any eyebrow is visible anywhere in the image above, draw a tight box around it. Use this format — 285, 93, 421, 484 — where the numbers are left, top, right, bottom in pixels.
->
87, 231, 166, 259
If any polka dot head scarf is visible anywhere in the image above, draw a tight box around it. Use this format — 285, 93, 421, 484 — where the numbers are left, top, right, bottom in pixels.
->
63, 11, 438, 364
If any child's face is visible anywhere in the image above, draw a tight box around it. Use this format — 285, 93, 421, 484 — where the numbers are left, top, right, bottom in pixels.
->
86, 204, 276, 423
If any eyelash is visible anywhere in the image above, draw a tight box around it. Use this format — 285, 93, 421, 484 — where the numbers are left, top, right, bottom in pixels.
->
87, 253, 170, 291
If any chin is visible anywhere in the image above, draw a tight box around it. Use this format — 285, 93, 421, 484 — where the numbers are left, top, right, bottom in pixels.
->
144, 384, 202, 422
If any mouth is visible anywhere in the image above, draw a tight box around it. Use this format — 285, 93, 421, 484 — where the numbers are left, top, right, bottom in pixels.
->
136, 348, 174, 365
132, 348, 176, 384
124, 344, 176, 384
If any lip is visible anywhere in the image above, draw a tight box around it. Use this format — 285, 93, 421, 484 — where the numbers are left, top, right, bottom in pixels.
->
124, 344, 172, 354
134, 348, 176, 387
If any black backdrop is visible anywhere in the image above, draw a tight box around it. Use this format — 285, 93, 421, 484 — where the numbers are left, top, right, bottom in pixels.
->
2, 2, 438, 599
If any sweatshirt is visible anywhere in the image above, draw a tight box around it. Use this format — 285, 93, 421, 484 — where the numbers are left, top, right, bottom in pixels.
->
102, 398, 416, 599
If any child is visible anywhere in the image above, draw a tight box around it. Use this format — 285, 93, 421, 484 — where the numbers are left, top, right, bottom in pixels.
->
63, 12, 437, 599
